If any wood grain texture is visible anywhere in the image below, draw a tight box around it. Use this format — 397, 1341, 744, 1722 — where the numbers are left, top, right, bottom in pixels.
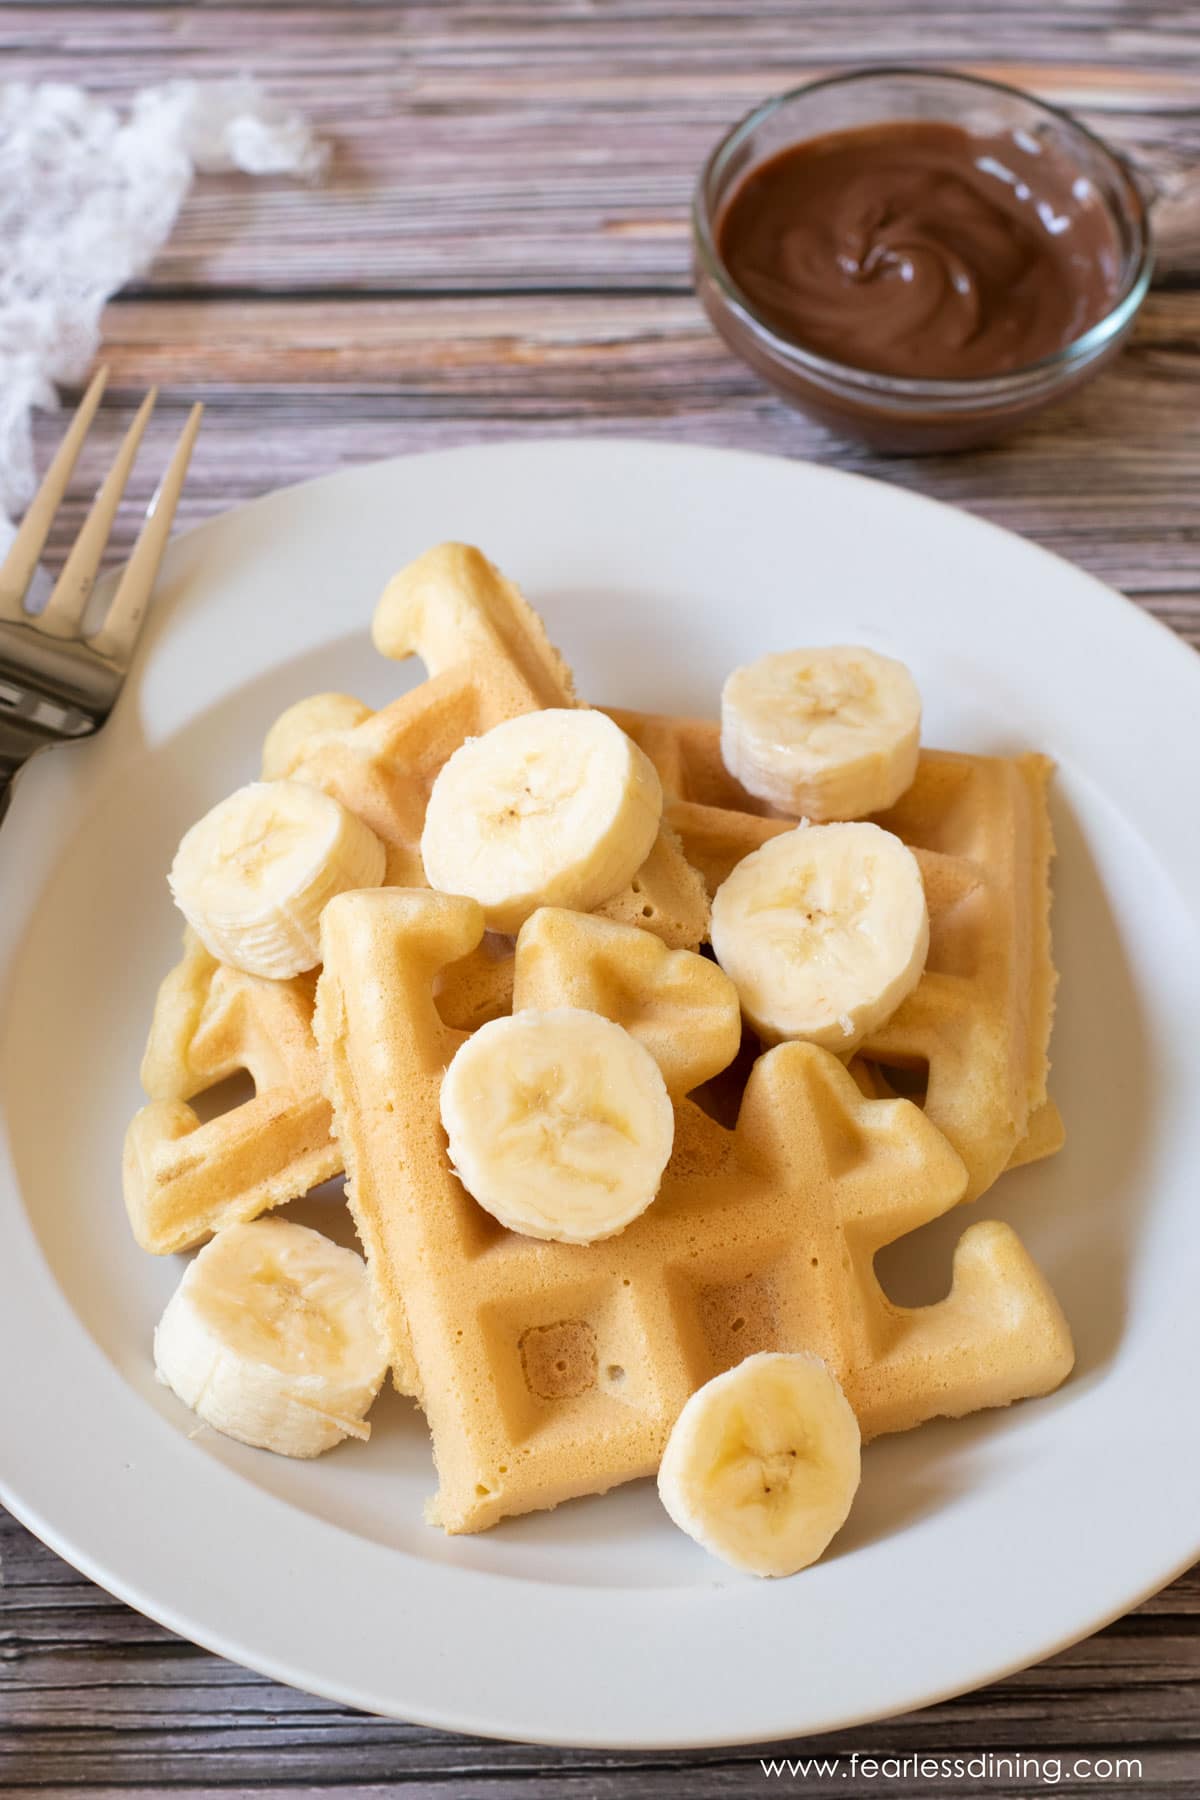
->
31, 290, 1200, 644
2, 0, 1199, 1791
1, 4, 1199, 289
2, 1503, 1198, 1793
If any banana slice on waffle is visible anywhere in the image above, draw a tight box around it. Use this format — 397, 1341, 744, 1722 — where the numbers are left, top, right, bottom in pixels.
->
440, 1005, 675, 1243
721, 645, 921, 820
710, 820, 929, 1051
421, 707, 663, 933
169, 780, 386, 979
658, 1352, 862, 1577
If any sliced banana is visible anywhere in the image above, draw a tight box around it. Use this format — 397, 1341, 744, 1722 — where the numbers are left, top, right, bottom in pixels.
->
658, 1352, 861, 1577
439, 1006, 675, 1243
721, 645, 921, 820
709, 821, 928, 1051
169, 779, 387, 979
153, 1218, 389, 1458
420, 708, 663, 933
261, 692, 373, 781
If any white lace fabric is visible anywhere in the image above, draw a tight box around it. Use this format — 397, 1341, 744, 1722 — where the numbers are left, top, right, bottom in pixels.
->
0, 78, 326, 526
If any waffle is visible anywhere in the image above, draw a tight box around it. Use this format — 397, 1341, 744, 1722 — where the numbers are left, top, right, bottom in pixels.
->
126, 547, 710, 1251
263, 543, 709, 963
315, 890, 1074, 1535
124, 931, 339, 1254
609, 709, 1061, 1203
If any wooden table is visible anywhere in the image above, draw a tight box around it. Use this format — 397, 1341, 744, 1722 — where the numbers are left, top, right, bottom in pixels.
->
2, 5, 1198, 1793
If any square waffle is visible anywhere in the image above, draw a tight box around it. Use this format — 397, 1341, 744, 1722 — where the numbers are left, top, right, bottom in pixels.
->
125, 930, 338, 1255
609, 709, 1062, 1203
265, 545, 709, 957
315, 891, 1074, 1535
124, 548, 709, 1251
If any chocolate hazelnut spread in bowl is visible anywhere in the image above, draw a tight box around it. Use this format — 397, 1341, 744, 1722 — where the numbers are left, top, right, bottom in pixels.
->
694, 69, 1153, 451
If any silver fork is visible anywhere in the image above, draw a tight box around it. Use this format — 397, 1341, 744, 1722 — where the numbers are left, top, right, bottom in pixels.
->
0, 367, 202, 827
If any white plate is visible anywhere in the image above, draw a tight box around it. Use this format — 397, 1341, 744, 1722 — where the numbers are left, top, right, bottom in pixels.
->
2, 440, 1199, 1749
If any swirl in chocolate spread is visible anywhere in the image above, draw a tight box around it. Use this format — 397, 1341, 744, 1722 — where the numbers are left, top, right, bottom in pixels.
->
717, 121, 1121, 380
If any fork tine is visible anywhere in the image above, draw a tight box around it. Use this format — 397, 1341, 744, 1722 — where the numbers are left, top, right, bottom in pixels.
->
0, 366, 109, 619
37, 387, 158, 639
90, 403, 203, 668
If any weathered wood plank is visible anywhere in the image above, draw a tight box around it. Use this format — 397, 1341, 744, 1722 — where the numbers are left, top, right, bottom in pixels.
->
4, 1513, 1200, 1785
0, 6, 1196, 290
2, 1767, 1197, 1800
2, 1765, 1195, 1800
14, 290, 1195, 651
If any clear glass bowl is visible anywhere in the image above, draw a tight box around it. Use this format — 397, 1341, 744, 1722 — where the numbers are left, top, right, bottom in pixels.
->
693, 68, 1153, 453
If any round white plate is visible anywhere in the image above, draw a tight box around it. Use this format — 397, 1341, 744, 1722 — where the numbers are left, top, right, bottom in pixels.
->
2, 441, 1198, 1749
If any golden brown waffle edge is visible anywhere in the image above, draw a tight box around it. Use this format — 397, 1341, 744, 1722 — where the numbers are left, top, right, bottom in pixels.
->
315, 891, 1073, 1535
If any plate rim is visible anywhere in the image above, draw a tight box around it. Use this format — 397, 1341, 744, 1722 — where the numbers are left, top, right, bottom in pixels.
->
3, 1468, 1197, 1751
2, 435, 1198, 1748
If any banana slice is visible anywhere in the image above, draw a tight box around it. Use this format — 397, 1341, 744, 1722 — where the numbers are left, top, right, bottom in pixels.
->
439, 1006, 675, 1243
153, 1218, 389, 1458
169, 779, 387, 979
658, 1352, 861, 1577
721, 646, 921, 820
710, 821, 928, 1051
420, 708, 663, 933
261, 692, 373, 780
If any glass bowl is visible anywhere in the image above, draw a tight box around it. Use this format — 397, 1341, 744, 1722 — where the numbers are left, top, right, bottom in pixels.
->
693, 67, 1153, 453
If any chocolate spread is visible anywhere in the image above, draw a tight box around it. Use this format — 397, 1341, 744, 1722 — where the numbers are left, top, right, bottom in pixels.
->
717, 120, 1121, 379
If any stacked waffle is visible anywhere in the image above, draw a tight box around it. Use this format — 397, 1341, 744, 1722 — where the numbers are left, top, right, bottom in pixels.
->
125, 543, 1072, 1549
